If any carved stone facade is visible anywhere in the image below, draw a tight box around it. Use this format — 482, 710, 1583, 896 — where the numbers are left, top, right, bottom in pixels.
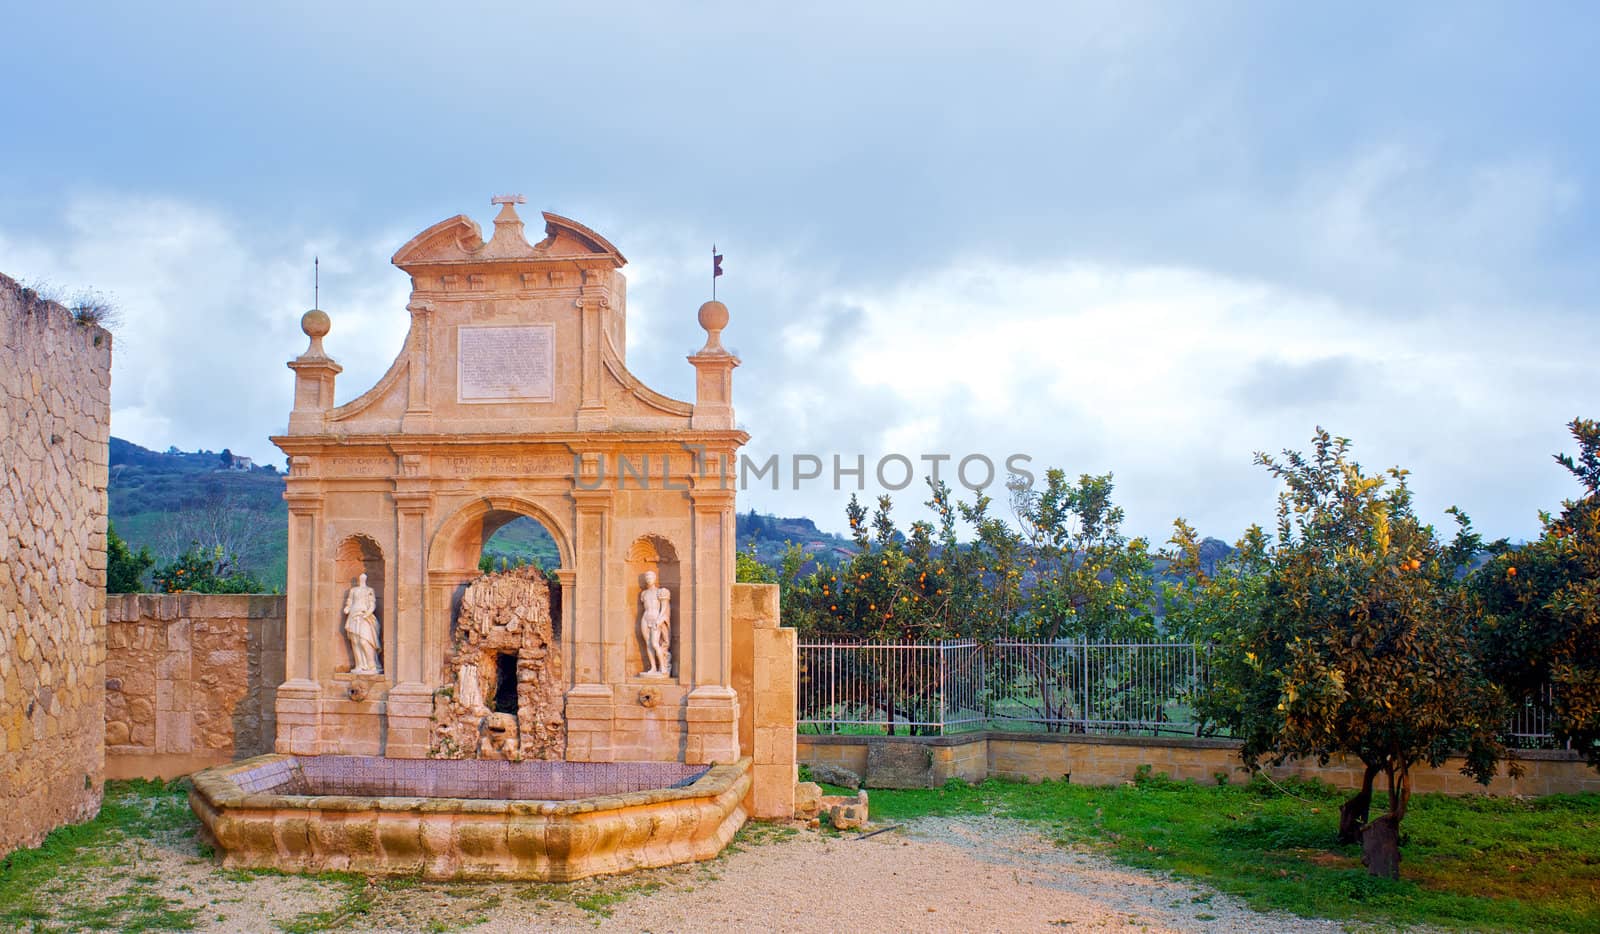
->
271, 198, 747, 766
0, 273, 111, 858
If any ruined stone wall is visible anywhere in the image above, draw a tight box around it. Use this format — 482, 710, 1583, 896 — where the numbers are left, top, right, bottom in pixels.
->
0, 273, 112, 858
105, 594, 285, 779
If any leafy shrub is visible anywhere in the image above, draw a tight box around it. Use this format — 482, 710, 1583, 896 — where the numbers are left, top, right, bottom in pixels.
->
151, 545, 267, 594
106, 523, 154, 593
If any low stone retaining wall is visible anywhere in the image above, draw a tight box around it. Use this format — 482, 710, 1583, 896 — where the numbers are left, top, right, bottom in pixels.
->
799, 732, 1599, 796
105, 594, 286, 779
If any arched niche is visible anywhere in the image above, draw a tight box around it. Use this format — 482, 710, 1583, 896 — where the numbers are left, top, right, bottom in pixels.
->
625, 534, 679, 680
334, 535, 385, 674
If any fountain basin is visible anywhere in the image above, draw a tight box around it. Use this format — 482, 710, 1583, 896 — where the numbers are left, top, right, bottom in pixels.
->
190, 754, 751, 881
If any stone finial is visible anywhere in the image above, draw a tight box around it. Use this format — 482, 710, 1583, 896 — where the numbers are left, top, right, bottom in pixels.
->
300, 309, 331, 359
696, 300, 729, 355
688, 300, 738, 429
484, 194, 534, 258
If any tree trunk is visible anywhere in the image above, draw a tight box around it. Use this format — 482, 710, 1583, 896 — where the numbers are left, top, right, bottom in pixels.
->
1338, 762, 1382, 844
1360, 764, 1411, 880
1361, 813, 1401, 879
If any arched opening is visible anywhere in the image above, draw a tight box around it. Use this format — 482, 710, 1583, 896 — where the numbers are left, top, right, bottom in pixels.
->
430, 500, 570, 646
477, 513, 562, 637
479, 515, 561, 574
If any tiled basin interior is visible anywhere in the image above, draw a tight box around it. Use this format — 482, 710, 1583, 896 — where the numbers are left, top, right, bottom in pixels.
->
232, 755, 708, 801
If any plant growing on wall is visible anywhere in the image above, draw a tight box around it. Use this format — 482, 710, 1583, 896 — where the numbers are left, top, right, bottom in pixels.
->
1196, 428, 1512, 878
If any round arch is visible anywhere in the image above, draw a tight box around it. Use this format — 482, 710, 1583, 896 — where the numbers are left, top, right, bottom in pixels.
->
428, 495, 573, 575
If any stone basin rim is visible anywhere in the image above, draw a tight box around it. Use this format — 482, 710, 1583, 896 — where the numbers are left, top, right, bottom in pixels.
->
190, 753, 750, 817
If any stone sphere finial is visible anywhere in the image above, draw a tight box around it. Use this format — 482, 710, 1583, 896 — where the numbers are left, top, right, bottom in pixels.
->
696, 300, 729, 353
302, 309, 331, 339
301, 309, 331, 357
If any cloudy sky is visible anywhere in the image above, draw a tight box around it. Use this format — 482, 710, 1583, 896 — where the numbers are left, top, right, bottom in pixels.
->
2, 2, 1596, 544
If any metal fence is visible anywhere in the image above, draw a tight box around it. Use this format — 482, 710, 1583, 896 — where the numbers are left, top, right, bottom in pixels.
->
798, 639, 1562, 744
798, 640, 1208, 736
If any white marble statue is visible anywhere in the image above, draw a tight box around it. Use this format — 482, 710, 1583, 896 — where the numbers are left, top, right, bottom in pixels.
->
342, 573, 381, 674
457, 662, 486, 712
638, 570, 672, 677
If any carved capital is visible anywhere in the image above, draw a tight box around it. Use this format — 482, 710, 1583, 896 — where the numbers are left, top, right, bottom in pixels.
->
571, 488, 614, 512
393, 491, 433, 514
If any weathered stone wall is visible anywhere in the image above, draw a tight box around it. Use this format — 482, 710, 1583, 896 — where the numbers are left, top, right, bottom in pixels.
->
731, 583, 796, 819
798, 732, 1600, 796
0, 273, 112, 858
105, 594, 285, 779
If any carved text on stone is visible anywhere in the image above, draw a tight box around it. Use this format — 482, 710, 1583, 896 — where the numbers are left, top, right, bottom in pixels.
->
457, 325, 554, 402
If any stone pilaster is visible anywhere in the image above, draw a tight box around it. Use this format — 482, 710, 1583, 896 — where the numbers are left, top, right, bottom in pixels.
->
387, 490, 434, 758
565, 486, 615, 760
278, 488, 324, 753
689, 479, 736, 688
575, 269, 609, 430
400, 300, 434, 433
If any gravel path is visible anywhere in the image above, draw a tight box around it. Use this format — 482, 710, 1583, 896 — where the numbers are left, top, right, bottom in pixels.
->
57, 813, 1364, 932
467, 816, 1352, 934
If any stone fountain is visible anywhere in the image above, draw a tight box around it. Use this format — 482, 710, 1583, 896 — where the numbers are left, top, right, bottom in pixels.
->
190, 196, 796, 880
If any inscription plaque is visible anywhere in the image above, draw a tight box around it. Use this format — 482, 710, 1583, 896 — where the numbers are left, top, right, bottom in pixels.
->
457, 325, 554, 403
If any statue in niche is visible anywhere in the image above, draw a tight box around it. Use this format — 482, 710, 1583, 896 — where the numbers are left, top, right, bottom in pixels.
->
342, 573, 381, 674
638, 570, 672, 677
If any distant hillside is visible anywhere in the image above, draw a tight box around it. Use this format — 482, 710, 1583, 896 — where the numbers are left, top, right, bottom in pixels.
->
736, 510, 857, 567
106, 442, 1233, 601
109, 437, 290, 589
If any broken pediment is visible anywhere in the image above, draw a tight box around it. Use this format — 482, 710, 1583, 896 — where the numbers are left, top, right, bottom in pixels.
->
391, 198, 625, 272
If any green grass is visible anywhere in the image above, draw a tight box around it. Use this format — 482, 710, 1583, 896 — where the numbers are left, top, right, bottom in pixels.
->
516, 879, 664, 918
869, 771, 1600, 932
274, 872, 375, 933
0, 779, 201, 932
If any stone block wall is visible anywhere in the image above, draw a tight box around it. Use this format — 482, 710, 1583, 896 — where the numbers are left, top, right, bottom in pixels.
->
105, 594, 286, 779
0, 273, 112, 858
731, 583, 796, 819
799, 733, 1600, 797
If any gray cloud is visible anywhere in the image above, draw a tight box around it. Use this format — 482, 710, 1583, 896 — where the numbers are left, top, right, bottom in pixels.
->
0, 3, 1597, 546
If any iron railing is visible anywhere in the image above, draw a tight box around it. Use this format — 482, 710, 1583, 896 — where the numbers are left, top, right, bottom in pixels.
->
798, 639, 1206, 736
798, 639, 1562, 745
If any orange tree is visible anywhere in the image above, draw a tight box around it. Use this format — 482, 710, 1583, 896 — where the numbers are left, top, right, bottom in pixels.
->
1012, 469, 1156, 642
1473, 418, 1600, 766
1196, 429, 1511, 879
